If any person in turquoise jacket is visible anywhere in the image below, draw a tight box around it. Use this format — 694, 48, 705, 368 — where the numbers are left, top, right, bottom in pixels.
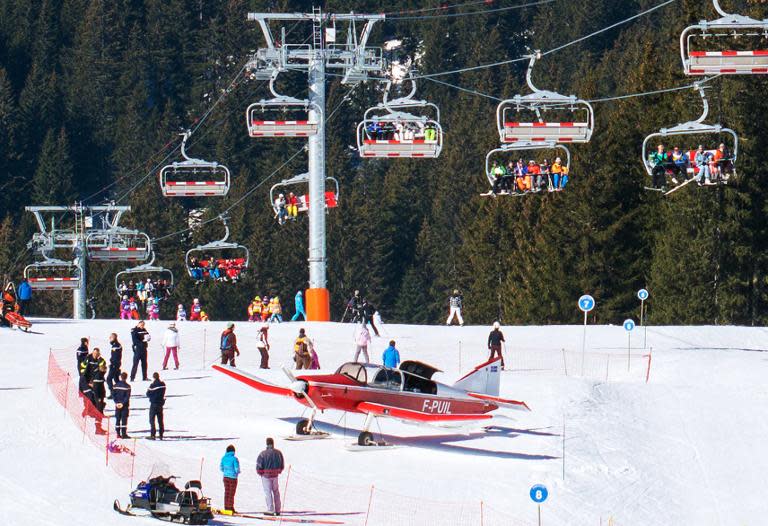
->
291, 290, 306, 321
382, 341, 401, 368
220, 445, 241, 512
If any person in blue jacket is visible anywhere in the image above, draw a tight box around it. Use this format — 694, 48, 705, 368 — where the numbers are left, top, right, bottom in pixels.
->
220, 445, 241, 513
17, 278, 32, 315
291, 290, 306, 321
382, 340, 400, 368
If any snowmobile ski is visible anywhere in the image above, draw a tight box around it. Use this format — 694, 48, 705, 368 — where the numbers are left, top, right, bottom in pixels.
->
213, 509, 344, 524
113, 500, 135, 516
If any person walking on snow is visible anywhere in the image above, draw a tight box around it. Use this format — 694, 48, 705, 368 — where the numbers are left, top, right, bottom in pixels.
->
146, 372, 166, 440
220, 445, 241, 513
446, 289, 464, 326
291, 290, 306, 321
257, 324, 270, 369
130, 320, 150, 382
257, 437, 285, 516
354, 324, 371, 362
220, 323, 240, 366
161, 323, 180, 370
382, 340, 401, 368
361, 299, 379, 336
487, 321, 505, 369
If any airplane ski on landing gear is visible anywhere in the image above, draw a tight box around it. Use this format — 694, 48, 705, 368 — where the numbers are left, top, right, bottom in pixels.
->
212, 357, 529, 448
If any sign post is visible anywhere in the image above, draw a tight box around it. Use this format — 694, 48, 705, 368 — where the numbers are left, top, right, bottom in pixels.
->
530, 484, 548, 526
637, 289, 649, 349
578, 295, 595, 376
623, 318, 635, 372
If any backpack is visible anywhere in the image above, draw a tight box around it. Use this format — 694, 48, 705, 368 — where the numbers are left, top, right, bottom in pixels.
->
220, 332, 233, 351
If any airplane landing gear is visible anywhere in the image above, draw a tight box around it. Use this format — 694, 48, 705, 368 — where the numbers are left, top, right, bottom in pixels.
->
285, 411, 330, 441
358, 431, 374, 446
296, 418, 312, 435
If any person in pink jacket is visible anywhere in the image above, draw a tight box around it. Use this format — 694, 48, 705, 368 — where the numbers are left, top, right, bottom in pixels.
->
354, 325, 371, 362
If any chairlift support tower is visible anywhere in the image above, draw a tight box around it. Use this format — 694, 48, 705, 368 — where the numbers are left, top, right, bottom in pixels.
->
246, 9, 385, 321
24, 204, 135, 320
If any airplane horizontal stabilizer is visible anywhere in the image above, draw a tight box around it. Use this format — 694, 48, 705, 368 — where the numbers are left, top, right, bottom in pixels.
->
467, 392, 530, 411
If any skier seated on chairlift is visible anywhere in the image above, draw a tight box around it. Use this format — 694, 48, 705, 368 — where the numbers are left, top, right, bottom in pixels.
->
670, 146, 690, 184
649, 143, 671, 190
189, 255, 204, 282
273, 194, 288, 225
286, 193, 299, 219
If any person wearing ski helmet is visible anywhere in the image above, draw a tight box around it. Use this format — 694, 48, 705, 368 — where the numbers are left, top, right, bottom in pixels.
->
487, 321, 505, 369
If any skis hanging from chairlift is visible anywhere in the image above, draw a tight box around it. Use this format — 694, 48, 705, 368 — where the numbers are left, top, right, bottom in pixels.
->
356, 75, 443, 158
159, 131, 231, 197
269, 172, 340, 224
496, 51, 594, 144
185, 215, 249, 283
681, 0, 768, 75
641, 82, 737, 195
114, 251, 175, 296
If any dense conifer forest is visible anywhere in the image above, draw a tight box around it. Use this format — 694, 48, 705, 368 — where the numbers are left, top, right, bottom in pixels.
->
1, 0, 767, 325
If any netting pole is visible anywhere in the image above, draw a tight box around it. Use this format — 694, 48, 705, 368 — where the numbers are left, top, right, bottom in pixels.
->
561, 349, 567, 376
106, 417, 110, 466
458, 340, 462, 372
63, 373, 70, 416
562, 413, 566, 481
645, 348, 652, 383
364, 485, 374, 526
82, 413, 88, 444
199, 457, 205, 482
580, 310, 588, 376
480, 500, 484, 526
605, 355, 609, 382
202, 328, 207, 369
627, 332, 631, 372
130, 438, 137, 488
279, 465, 292, 526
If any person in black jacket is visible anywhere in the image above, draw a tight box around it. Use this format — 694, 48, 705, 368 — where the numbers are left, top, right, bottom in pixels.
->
361, 299, 379, 337
113, 372, 132, 438
76, 337, 89, 371
106, 333, 122, 399
146, 372, 166, 440
487, 321, 505, 369
130, 321, 150, 382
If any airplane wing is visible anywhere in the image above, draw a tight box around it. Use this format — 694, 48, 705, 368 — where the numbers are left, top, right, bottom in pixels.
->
356, 401, 493, 423
212, 365, 295, 398
466, 392, 530, 411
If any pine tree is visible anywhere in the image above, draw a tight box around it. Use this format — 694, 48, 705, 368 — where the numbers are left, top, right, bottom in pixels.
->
31, 128, 76, 205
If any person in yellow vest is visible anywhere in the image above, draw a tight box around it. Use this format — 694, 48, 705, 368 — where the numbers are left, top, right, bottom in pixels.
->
261, 296, 270, 322
551, 157, 564, 191
293, 328, 311, 369
248, 297, 262, 322
269, 297, 283, 323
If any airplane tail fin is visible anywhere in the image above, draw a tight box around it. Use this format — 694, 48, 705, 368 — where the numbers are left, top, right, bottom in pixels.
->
452, 357, 502, 396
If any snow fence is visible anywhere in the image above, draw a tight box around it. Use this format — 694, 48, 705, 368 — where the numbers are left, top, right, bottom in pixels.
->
46, 349, 537, 526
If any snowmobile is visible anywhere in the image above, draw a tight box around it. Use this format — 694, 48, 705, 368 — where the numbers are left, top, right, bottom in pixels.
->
114, 475, 213, 524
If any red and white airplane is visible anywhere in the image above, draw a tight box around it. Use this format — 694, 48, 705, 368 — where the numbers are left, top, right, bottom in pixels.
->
212, 357, 529, 447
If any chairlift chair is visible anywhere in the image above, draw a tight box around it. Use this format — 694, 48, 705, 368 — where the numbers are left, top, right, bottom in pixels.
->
496, 52, 594, 144
356, 77, 444, 158
484, 141, 571, 194
269, 172, 340, 215
185, 216, 249, 282
24, 257, 82, 291
114, 252, 174, 297
246, 73, 319, 137
159, 131, 231, 197
641, 84, 738, 180
681, 0, 768, 75
86, 228, 151, 262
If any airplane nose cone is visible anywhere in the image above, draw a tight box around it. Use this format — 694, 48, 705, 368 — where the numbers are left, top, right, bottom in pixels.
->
290, 380, 307, 395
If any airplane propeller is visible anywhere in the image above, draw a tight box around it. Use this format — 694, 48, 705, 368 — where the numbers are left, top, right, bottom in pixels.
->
281, 366, 318, 410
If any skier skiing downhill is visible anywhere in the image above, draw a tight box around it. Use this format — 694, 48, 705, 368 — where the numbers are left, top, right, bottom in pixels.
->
446, 289, 464, 326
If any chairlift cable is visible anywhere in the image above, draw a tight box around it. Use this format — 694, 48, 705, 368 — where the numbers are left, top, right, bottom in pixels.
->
150, 85, 359, 244
386, 0, 555, 20
410, 0, 678, 79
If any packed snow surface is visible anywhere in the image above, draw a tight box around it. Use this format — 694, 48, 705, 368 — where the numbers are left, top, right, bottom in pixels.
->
2, 319, 767, 525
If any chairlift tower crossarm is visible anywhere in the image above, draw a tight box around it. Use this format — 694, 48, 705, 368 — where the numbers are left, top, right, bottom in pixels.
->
246, 9, 386, 321
24, 204, 135, 320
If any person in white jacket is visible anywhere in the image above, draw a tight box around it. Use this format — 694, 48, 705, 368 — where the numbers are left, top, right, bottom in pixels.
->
161, 323, 181, 370
354, 325, 371, 363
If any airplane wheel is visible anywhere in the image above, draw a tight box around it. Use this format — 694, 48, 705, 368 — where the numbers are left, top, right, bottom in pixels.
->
358, 431, 373, 446
296, 419, 311, 435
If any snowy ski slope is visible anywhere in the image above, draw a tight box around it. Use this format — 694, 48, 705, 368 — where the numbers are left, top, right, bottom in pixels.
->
1, 318, 767, 525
